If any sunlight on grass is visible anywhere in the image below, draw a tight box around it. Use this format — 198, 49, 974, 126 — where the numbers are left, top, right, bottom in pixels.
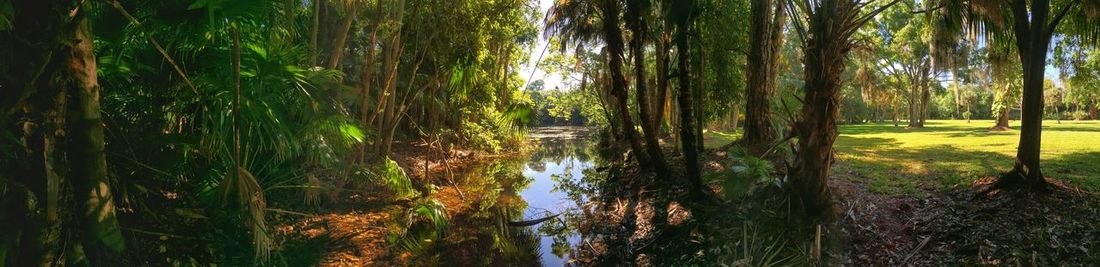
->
703, 129, 740, 149
834, 120, 1100, 194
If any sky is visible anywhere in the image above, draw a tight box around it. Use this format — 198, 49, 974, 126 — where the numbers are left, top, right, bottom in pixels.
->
518, 0, 567, 91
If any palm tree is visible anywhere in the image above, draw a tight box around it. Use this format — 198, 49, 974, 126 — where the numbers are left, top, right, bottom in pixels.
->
930, 0, 1100, 191
547, 0, 653, 167
665, 0, 705, 200
786, 0, 901, 217
626, 0, 672, 177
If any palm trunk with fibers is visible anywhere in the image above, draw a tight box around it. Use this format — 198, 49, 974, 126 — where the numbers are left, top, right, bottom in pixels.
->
673, 3, 704, 200
627, 0, 669, 177
743, 0, 786, 152
790, 18, 846, 218
787, 0, 898, 218
64, 11, 125, 260
601, 0, 651, 166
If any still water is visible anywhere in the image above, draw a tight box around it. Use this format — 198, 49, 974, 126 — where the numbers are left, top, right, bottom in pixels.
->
420, 126, 602, 266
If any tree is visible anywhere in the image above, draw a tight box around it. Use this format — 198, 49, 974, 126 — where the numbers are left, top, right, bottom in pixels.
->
786, 0, 900, 217
742, 0, 786, 151
626, 0, 671, 177
932, 0, 1100, 190
665, 0, 706, 200
1, 1, 124, 264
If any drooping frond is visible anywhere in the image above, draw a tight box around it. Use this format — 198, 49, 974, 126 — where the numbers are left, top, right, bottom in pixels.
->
545, 0, 603, 51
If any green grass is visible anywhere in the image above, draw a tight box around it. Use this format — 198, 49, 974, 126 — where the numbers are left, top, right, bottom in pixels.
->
706, 120, 1100, 194
702, 129, 740, 149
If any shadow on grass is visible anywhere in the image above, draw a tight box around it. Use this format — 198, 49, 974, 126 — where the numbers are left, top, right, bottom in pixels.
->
1044, 151, 1100, 190
836, 136, 1100, 193
834, 136, 1014, 193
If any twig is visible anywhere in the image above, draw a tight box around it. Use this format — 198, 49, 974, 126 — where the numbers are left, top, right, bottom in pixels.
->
123, 227, 212, 241
266, 208, 314, 217
902, 236, 932, 263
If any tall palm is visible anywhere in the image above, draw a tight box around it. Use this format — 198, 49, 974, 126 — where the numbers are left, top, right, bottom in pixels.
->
547, 0, 653, 167
786, 0, 901, 217
930, 0, 1100, 191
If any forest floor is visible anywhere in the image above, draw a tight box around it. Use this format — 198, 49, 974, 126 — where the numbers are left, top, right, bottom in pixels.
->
274, 139, 530, 266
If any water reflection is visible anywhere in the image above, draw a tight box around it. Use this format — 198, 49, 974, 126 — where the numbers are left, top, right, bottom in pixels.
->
408, 127, 603, 266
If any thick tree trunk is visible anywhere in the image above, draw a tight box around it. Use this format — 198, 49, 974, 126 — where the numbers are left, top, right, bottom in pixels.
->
992, 106, 1011, 130
64, 12, 125, 259
601, 0, 651, 166
626, 0, 669, 177
743, 0, 785, 151
789, 0, 870, 218
728, 103, 740, 132
674, 12, 704, 200
907, 98, 919, 127
1, 3, 124, 264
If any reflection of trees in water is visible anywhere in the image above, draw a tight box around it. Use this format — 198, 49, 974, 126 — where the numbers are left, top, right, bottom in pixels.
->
528, 137, 598, 167
405, 131, 608, 265
404, 160, 542, 266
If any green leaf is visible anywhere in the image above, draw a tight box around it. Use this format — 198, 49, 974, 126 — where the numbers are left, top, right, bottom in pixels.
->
0, 1, 14, 31
187, 0, 209, 10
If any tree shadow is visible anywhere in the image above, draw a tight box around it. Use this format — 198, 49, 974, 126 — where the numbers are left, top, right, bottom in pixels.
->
1043, 151, 1100, 190
834, 137, 1015, 192
835, 136, 1100, 193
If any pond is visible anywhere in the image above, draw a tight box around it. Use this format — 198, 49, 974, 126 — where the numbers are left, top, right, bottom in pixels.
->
412, 126, 604, 266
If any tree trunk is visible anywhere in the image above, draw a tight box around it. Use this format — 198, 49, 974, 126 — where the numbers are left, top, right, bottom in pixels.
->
626, 0, 669, 177
374, 0, 405, 155
308, 0, 321, 66
993, 105, 1011, 130
673, 8, 704, 200
729, 103, 740, 132
1000, 0, 1053, 190
64, 12, 126, 260
357, 0, 383, 163
919, 84, 929, 126
655, 20, 671, 135
743, 0, 785, 152
789, 0, 870, 218
601, 0, 651, 166
326, 4, 356, 70
1, 2, 125, 264
1089, 98, 1098, 119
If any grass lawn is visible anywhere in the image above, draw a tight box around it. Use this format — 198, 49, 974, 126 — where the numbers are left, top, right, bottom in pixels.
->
706, 120, 1100, 194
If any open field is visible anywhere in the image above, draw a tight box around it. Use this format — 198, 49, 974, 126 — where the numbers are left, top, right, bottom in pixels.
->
707, 120, 1100, 194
